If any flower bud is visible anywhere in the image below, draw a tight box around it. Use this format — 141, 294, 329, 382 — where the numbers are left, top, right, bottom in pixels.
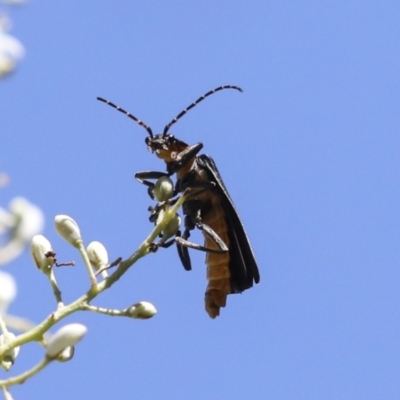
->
9, 197, 44, 243
0, 26, 25, 78
30, 235, 54, 273
55, 346, 75, 362
0, 332, 20, 370
87, 241, 108, 270
46, 323, 87, 359
127, 301, 157, 319
153, 176, 174, 202
54, 215, 82, 246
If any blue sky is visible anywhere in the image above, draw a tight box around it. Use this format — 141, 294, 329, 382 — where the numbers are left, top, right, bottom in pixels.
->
2, 1, 400, 399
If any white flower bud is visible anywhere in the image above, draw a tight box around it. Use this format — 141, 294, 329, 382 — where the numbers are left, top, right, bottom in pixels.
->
0, 56, 14, 76
46, 323, 87, 359
30, 235, 54, 273
153, 176, 174, 202
0, 332, 20, 370
0, 30, 24, 77
87, 241, 108, 269
127, 301, 157, 319
54, 215, 82, 246
9, 197, 44, 243
55, 346, 74, 362
0, 271, 16, 312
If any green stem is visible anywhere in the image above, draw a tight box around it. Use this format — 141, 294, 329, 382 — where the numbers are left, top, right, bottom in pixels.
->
76, 241, 98, 287
101, 193, 186, 290
2, 386, 13, 400
0, 358, 50, 387
81, 304, 125, 317
46, 270, 63, 308
0, 194, 186, 360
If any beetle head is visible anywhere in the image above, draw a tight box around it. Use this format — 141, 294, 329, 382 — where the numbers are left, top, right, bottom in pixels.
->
145, 133, 188, 162
145, 134, 187, 151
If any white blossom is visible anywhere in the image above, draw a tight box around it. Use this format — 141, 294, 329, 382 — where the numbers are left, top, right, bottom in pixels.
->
46, 323, 87, 359
0, 332, 19, 369
30, 235, 54, 272
127, 301, 157, 319
54, 215, 82, 246
87, 241, 108, 269
0, 16, 24, 77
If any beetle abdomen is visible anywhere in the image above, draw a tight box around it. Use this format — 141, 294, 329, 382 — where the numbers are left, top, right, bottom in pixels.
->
203, 203, 231, 318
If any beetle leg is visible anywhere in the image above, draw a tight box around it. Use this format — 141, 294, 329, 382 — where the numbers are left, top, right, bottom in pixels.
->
168, 143, 203, 174
175, 143, 203, 163
135, 170, 169, 199
177, 242, 191, 271
175, 215, 195, 271
175, 237, 226, 253
195, 222, 229, 252
176, 212, 227, 254
149, 236, 177, 252
174, 221, 226, 271
135, 171, 169, 183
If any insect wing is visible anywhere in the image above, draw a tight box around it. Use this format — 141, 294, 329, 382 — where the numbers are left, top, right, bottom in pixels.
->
197, 154, 260, 292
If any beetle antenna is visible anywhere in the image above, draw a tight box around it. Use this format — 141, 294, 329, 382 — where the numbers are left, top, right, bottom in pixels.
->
162, 85, 243, 136
97, 97, 153, 138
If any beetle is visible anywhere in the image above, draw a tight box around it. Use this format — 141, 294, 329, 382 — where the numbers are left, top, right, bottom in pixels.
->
97, 85, 260, 318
